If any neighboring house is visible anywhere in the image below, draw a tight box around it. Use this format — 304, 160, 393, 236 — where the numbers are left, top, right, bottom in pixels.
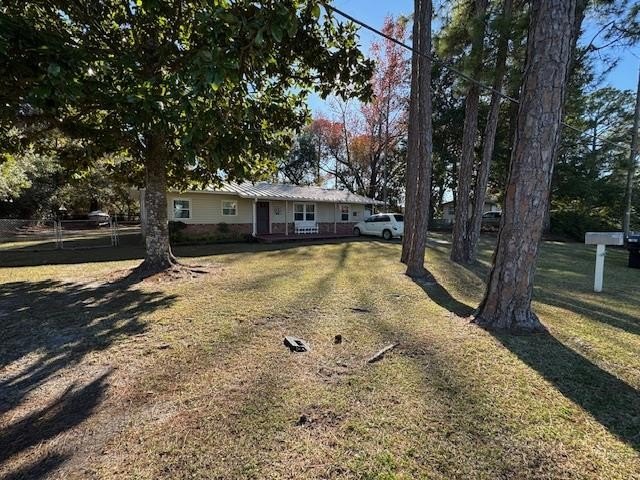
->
440, 198, 501, 224
140, 182, 382, 237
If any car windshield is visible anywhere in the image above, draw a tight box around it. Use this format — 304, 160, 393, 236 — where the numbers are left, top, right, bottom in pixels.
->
393, 214, 404, 222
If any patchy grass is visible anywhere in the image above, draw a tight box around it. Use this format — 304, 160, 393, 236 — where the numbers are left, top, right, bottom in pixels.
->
1, 234, 639, 479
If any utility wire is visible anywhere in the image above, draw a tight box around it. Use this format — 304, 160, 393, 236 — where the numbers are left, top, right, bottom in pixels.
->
324, 3, 629, 151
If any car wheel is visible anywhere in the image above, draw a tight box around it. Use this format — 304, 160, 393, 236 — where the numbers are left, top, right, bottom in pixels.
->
353, 227, 361, 236
382, 229, 392, 241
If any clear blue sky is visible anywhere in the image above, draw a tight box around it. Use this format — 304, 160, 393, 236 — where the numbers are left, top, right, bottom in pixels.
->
308, 0, 639, 113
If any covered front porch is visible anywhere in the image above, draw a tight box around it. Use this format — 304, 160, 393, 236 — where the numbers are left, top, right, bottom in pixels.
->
250, 198, 365, 237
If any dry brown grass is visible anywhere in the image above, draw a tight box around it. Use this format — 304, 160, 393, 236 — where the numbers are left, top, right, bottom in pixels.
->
1, 235, 639, 479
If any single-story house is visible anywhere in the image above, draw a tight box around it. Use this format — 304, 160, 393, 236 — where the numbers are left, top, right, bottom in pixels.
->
141, 182, 383, 237
440, 198, 501, 224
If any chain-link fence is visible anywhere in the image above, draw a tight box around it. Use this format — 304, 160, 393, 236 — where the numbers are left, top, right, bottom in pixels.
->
0, 218, 128, 252
0, 219, 60, 251
58, 219, 120, 249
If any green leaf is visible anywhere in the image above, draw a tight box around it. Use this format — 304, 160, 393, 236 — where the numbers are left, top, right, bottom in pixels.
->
47, 63, 60, 77
287, 18, 298, 37
270, 23, 283, 43
2, 0, 374, 202
255, 29, 264, 45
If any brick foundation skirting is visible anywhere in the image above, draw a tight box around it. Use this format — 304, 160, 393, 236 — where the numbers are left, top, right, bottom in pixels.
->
319, 222, 357, 234
178, 222, 357, 237
182, 223, 252, 236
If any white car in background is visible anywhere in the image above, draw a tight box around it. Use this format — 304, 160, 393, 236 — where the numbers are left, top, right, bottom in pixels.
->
353, 213, 404, 240
88, 210, 111, 227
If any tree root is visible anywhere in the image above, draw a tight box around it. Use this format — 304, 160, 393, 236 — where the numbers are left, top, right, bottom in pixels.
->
124, 258, 217, 284
473, 312, 549, 334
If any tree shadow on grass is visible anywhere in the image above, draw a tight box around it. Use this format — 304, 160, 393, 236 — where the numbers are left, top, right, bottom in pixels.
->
121, 243, 357, 477
0, 278, 176, 477
0, 237, 368, 268
0, 279, 176, 414
412, 277, 476, 318
0, 371, 110, 473
536, 287, 640, 336
416, 282, 640, 452
0, 453, 68, 480
493, 332, 640, 451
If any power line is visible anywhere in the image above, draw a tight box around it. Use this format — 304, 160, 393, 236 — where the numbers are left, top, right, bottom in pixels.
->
324, 3, 629, 151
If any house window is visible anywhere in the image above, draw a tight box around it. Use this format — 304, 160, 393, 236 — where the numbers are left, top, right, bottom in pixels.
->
173, 199, 191, 219
294, 203, 315, 222
222, 200, 237, 216
340, 205, 349, 221
305, 204, 315, 221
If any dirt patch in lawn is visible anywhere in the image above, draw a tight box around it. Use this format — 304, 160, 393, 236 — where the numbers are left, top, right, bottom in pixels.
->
296, 406, 344, 429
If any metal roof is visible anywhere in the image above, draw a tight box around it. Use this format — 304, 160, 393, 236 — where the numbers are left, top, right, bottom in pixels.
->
207, 182, 383, 205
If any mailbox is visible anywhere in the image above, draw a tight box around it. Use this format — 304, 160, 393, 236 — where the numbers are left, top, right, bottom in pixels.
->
627, 233, 640, 269
585, 231, 625, 292
585, 232, 624, 246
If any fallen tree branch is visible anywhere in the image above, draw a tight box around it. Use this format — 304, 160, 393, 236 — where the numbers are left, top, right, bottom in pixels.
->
367, 343, 399, 363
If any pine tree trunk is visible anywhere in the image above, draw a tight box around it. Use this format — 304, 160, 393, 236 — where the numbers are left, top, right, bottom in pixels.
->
402, 0, 433, 278
138, 133, 177, 274
467, 0, 512, 263
401, 0, 423, 265
405, 0, 433, 278
623, 67, 640, 237
451, 0, 488, 264
545, 0, 587, 236
475, 0, 576, 332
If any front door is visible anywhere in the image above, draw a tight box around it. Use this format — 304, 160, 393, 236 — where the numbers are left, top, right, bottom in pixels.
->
256, 201, 270, 234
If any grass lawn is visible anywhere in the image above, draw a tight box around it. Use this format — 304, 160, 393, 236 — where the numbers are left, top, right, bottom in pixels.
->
1, 234, 639, 479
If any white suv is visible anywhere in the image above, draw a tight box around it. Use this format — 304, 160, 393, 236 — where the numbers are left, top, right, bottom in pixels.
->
353, 213, 404, 240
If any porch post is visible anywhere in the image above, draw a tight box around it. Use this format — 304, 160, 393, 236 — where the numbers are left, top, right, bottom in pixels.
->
334, 203, 337, 234
285, 200, 288, 236
252, 198, 257, 237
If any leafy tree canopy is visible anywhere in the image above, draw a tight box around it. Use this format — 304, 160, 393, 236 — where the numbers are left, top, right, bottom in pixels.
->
0, 0, 374, 187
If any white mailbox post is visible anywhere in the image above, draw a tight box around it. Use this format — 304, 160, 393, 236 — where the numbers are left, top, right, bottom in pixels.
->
585, 232, 624, 292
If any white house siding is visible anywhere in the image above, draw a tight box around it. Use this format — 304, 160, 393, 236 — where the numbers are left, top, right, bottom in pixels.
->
167, 192, 253, 224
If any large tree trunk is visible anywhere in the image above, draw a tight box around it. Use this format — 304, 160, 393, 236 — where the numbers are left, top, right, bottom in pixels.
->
545, 0, 587, 236
623, 67, 640, 237
451, 0, 488, 264
467, 0, 512, 263
475, 0, 576, 332
138, 133, 178, 274
402, 0, 433, 278
401, 0, 422, 265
